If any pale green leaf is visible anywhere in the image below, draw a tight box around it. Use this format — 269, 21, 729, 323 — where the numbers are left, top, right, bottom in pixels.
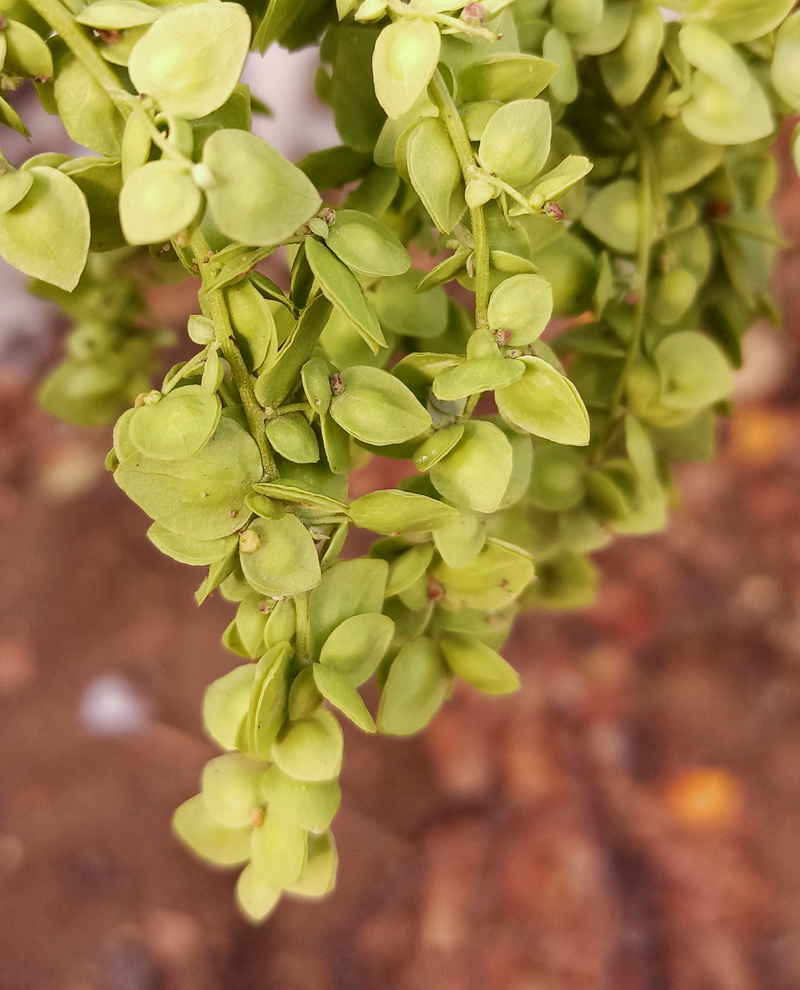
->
203, 129, 321, 246
495, 356, 590, 445
329, 366, 431, 445
440, 633, 519, 695
129, 3, 251, 119
487, 273, 553, 345
0, 166, 89, 291
272, 709, 344, 782
319, 612, 395, 686
478, 99, 551, 188
377, 637, 450, 736
313, 664, 376, 732
372, 18, 441, 119
349, 489, 459, 534
239, 515, 321, 598
173, 794, 250, 866
429, 420, 513, 513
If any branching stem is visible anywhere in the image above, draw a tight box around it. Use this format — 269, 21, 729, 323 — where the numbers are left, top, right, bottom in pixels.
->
430, 70, 491, 329
294, 592, 310, 663
606, 130, 656, 431
191, 231, 278, 480
25, 0, 132, 111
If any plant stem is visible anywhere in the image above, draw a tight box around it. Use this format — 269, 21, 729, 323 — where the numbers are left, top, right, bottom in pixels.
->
266, 402, 311, 418
430, 70, 491, 329
162, 346, 210, 393
204, 287, 278, 480
25, 0, 132, 111
294, 592, 310, 663
191, 231, 278, 480
607, 132, 656, 423
385, 1, 498, 40
489, 175, 540, 216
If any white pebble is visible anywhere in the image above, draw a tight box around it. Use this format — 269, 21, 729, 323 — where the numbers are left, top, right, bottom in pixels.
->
80, 674, 149, 736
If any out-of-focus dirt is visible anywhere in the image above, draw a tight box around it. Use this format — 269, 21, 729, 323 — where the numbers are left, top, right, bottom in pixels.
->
1, 146, 799, 990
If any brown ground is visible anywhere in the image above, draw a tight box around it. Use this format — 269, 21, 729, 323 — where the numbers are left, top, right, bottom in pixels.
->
0, 152, 799, 990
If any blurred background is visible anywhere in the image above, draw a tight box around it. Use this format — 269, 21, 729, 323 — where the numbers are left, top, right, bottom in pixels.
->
1, 54, 800, 990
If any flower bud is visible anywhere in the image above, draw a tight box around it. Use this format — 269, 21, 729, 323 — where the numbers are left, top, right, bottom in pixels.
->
354, 0, 386, 21
465, 177, 496, 209
191, 163, 216, 190
543, 201, 564, 221
239, 529, 261, 554
307, 217, 329, 238
461, 2, 486, 25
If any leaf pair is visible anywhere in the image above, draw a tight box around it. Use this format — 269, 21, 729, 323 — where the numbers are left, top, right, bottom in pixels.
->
120, 128, 322, 248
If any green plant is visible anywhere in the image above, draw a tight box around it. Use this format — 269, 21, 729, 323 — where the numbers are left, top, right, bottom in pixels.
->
1, 0, 798, 920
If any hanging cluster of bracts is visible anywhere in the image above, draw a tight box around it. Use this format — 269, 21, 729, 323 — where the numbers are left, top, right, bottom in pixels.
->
0, 0, 798, 919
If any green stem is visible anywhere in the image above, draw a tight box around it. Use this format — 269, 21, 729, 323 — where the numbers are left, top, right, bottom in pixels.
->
386, 1, 498, 40
162, 346, 210, 393
422, 11, 498, 40
607, 133, 656, 423
25, 0, 132, 111
190, 231, 278, 479
430, 70, 491, 329
204, 287, 278, 480
266, 402, 311, 418
144, 118, 193, 167
490, 175, 540, 216
294, 592, 310, 663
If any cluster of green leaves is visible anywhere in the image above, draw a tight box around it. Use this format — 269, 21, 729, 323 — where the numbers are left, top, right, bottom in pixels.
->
1, 0, 798, 920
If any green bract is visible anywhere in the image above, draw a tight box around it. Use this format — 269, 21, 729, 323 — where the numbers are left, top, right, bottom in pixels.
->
54, 55, 123, 156
272, 710, 344, 782
306, 237, 385, 351
406, 117, 467, 234
0, 169, 33, 214
0, 167, 89, 290
432, 357, 524, 400
76, 1, 161, 30
477, 99, 551, 189
239, 516, 322, 597
599, 4, 663, 107
128, 3, 251, 120
312, 664, 376, 732
329, 366, 432, 444
114, 416, 261, 539
429, 420, 513, 513
684, 0, 795, 43
581, 179, 639, 254
496, 357, 590, 446
13, 0, 799, 925
772, 14, 800, 109
128, 385, 220, 459
487, 273, 552, 344
440, 633, 520, 695
458, 54, 557, 102
433, 539, 535, 611
120, 161, 201, 245
319, 613, 395, 686
260, 767, 341, 831
173, 794, 251, 866
377, 637, 451, 735
372, 17, 441, 119
350, 489, 459, 534
203, 130, 322, 247
325, 209, 411, 276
